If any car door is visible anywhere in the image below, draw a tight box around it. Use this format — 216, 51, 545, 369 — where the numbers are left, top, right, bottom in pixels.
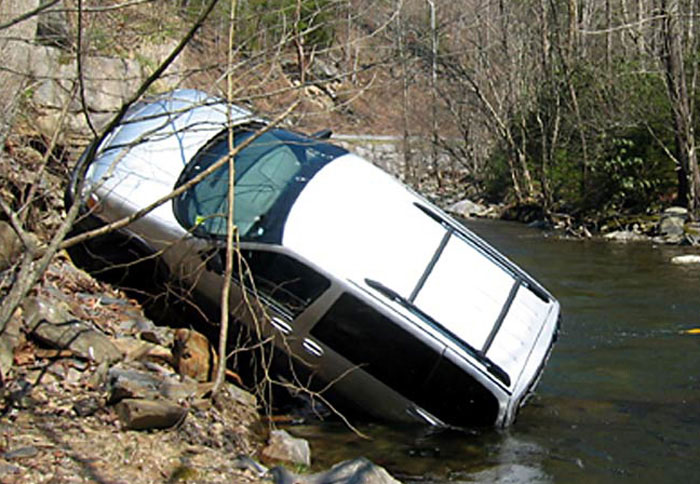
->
305, 291, 450, 424
192, 246, 331, 349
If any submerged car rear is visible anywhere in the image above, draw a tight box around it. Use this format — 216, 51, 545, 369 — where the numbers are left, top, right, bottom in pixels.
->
283, 154, 560, 426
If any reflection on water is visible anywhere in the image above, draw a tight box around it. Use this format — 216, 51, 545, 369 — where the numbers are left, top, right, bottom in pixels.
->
285, 220, 700, 483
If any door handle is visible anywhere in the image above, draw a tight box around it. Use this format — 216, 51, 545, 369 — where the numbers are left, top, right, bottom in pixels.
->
302, 338, 324, 357
270, 316, 292, 335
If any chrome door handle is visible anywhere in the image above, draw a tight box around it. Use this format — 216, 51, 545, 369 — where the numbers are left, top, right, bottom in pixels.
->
270, 316, 292, 335
302, 338, 324, 357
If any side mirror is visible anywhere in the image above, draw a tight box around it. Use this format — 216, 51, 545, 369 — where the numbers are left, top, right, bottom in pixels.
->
310, 129, 333, 140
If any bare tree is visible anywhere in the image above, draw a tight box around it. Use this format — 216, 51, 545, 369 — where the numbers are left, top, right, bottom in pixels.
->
659, 0, 700, 219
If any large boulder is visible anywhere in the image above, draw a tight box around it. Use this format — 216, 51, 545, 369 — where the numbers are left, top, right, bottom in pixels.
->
36, 0, 73, 49
23, 296, 123, 364
29, 46, 143, 142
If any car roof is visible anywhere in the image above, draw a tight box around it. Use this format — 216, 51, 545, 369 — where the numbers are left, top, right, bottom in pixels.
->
282, 154, 449, 298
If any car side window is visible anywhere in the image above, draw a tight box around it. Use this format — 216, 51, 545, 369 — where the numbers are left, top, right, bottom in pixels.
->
237, 249, 330, 319
310, 292, 499, 426
310, 292, 442, 391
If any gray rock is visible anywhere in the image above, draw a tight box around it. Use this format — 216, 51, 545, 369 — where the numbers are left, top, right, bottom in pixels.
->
671, 254, 700, 265
603, 230, 648, 242
262, 429, 311, 467
73, 396, 101, 417
658, 206, 689, 243
0, 336, 13, 381
23, 296, 73, 326
0, 221, 21, 271
2, 446, 39, 460
659, 215, 686, 237
114, 398, 187, 430
0, 0, 38, 140
36, 0, 73, 49
663, 206, 689, 217
108, 365, 164, 403
0, 463, 22, 476
448, 199, 491, 218
29, 45, 144, 141
225, 382, 257, 408
108, 363, 198, 404
23, 297, 122, 364
269, 457, 402, 484
463, 463, 551, 483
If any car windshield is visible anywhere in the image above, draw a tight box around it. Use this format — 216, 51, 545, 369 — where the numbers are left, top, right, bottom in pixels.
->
174, 126, 346, 243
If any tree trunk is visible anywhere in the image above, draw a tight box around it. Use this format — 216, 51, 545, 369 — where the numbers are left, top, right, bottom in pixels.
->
660, 0, 700, 219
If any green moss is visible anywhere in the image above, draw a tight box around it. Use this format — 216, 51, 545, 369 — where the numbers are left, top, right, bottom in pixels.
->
167, 465, 199, 482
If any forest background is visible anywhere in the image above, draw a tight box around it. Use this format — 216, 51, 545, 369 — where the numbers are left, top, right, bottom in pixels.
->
3, 0, 700, 232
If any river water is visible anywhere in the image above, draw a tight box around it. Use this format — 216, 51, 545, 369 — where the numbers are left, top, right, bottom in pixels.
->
286, 219, 700, 483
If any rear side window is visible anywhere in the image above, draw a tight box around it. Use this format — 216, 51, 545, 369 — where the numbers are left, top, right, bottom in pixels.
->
237, 250, 330, 319
310, 292, 499, 426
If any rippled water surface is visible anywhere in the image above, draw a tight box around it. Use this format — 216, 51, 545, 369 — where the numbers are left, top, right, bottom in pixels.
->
287, 219, 700, 483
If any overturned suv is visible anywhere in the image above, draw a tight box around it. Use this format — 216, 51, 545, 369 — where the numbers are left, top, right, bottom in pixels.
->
67, 89, 560, 428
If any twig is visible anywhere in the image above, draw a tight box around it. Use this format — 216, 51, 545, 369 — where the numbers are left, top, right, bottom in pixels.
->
212, 0, 239, 397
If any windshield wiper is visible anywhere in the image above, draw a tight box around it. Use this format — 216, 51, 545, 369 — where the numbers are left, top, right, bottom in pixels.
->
365, 278, 511, 386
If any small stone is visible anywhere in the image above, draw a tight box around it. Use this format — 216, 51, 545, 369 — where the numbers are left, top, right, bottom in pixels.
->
261, 429, 311, 467
447, 198, 489, 218
603, 230, 647, 242
114, 398, 187, 430
0, 221, 22, 271
671, 254, 700, 264
73, 397, 101, 417
3, 446, 39, 460
172, 329, 216, 383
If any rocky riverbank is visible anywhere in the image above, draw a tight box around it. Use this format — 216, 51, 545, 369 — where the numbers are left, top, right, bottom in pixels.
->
446, 198, 700, 249
0, 251, 400, 484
